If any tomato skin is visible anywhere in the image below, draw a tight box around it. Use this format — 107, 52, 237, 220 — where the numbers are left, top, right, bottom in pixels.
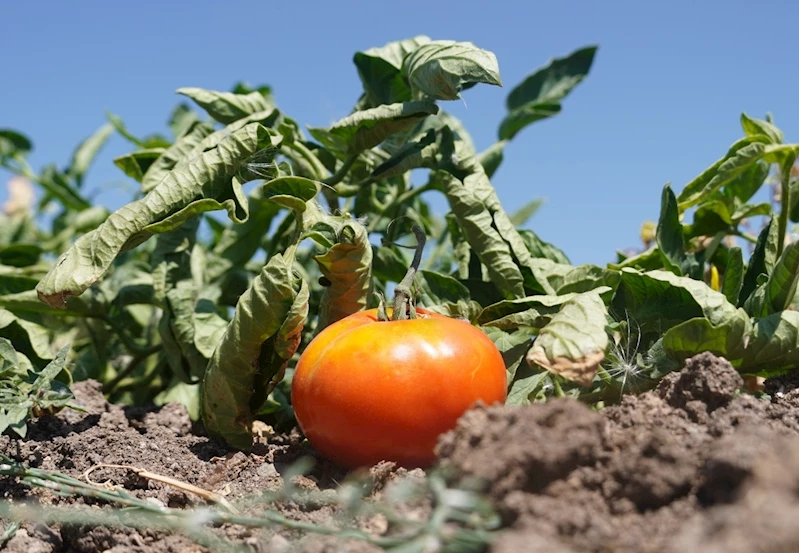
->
291, 307, 507, 469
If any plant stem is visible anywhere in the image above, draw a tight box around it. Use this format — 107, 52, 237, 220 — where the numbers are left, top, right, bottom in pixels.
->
552, 377, 565, 398
323, 154, 357, 187
101, 344, 162, 395
392, 225, 426, 321
286, 141, 340, 211
777, 159, 794, 258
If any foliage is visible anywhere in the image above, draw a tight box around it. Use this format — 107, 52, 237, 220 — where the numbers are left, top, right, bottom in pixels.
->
0, 339, 77, 437
0, 35, 798, 458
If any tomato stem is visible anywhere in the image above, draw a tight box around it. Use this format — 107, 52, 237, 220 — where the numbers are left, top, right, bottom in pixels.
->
392, 225, 426, 321
375, 291, 389, 321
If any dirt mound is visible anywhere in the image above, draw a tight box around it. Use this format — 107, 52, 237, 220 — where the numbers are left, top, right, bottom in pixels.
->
437, 352, 799, 553
0, 381, 414, 552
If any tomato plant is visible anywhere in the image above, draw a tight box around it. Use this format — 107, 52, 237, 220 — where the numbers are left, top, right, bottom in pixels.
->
0, 34, 798, 460
292, 227, 507, 468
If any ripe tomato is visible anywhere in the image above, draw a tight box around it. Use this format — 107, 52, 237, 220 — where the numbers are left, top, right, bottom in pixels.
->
291, 307, 507, 469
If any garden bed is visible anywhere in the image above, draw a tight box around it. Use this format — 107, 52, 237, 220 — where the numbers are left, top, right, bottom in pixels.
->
4, 351, 799, 553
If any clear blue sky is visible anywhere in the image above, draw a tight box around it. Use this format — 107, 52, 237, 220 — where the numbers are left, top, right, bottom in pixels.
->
3, 0, 798, 266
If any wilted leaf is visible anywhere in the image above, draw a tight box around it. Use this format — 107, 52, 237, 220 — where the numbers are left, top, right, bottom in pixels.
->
370, 129, 438, 181
36, 123, 279, 308
141, 122, 214, 193
201, 252, 309, 450
353, 35, 430, 106
177, 87, 273, 124
310, 217, 373, 330
527, 291, 608, 386
402, 40, 502, 101
309, 101, 438, 157
438, 171, 525, 299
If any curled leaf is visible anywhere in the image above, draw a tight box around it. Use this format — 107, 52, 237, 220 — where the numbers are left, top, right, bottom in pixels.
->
36, 123, 279, 309
200, 252, 309, 450
177, 87, 273, 124
309, 217, 373, 331
403, 40, 502, 101
309, 101, 438, 157
526, 291, 609, 386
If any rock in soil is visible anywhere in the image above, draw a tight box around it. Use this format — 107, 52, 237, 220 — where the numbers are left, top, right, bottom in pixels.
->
4, 352, 799, 552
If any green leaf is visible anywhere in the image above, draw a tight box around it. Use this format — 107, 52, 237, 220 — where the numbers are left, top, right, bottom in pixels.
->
662, 309, 751, 364
739, 216, 780, 306
499, 46, 597, 141
106, 112, 171, 149
609, 246, 664, 272
552, 265, 619, 297
0, 244, 41, 268
152, 218, 209, 384
177, 87, 273, 124
721, 246, 744, 306
208, 187, 281, 280
477, 141, 506, 179
155, 380, 200, 420
0, 130, 32, 158
0, 309, 53, 365
113, 148, 166, 182
30, 345, 70, 392
506, 368, 549, 405
676, 136, 767, 210
677, 139, 799, 211
509, 198, 544, 227
478, 292, 586, 330
353, 35, 430, 106
168, 103, 200, 139
741, 112, 783, 144
310, 217, 373, 331
141, 122, 215, 193
722, 160, 769, 205
416, 269, 471, 305
67, 123, 114, 186
38, 165, 92, 211
36, 123, 280, 309
402, 40, 502, 101
527, 291, 609, 386
481, 326, 532, 382
370, 129, 438, 181
263, 176, 321, 213
614, 269, 742, 334
308, 101, 438, 157
656, 184, 698, 277
731, 202, 771, 222
740, 310, 799, 375
744, 241, 799, 317
438, 171, 525, 299
517, 229, 570, 264
201, 252, 309, 450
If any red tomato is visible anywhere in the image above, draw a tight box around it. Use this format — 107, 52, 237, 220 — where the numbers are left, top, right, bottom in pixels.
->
291, 307, 507, 469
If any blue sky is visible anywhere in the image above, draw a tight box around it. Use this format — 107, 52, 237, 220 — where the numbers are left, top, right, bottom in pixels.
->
3, 0, 798, 266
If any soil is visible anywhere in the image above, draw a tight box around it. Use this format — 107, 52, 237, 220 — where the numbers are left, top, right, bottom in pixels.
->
4, 351, 799, 552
